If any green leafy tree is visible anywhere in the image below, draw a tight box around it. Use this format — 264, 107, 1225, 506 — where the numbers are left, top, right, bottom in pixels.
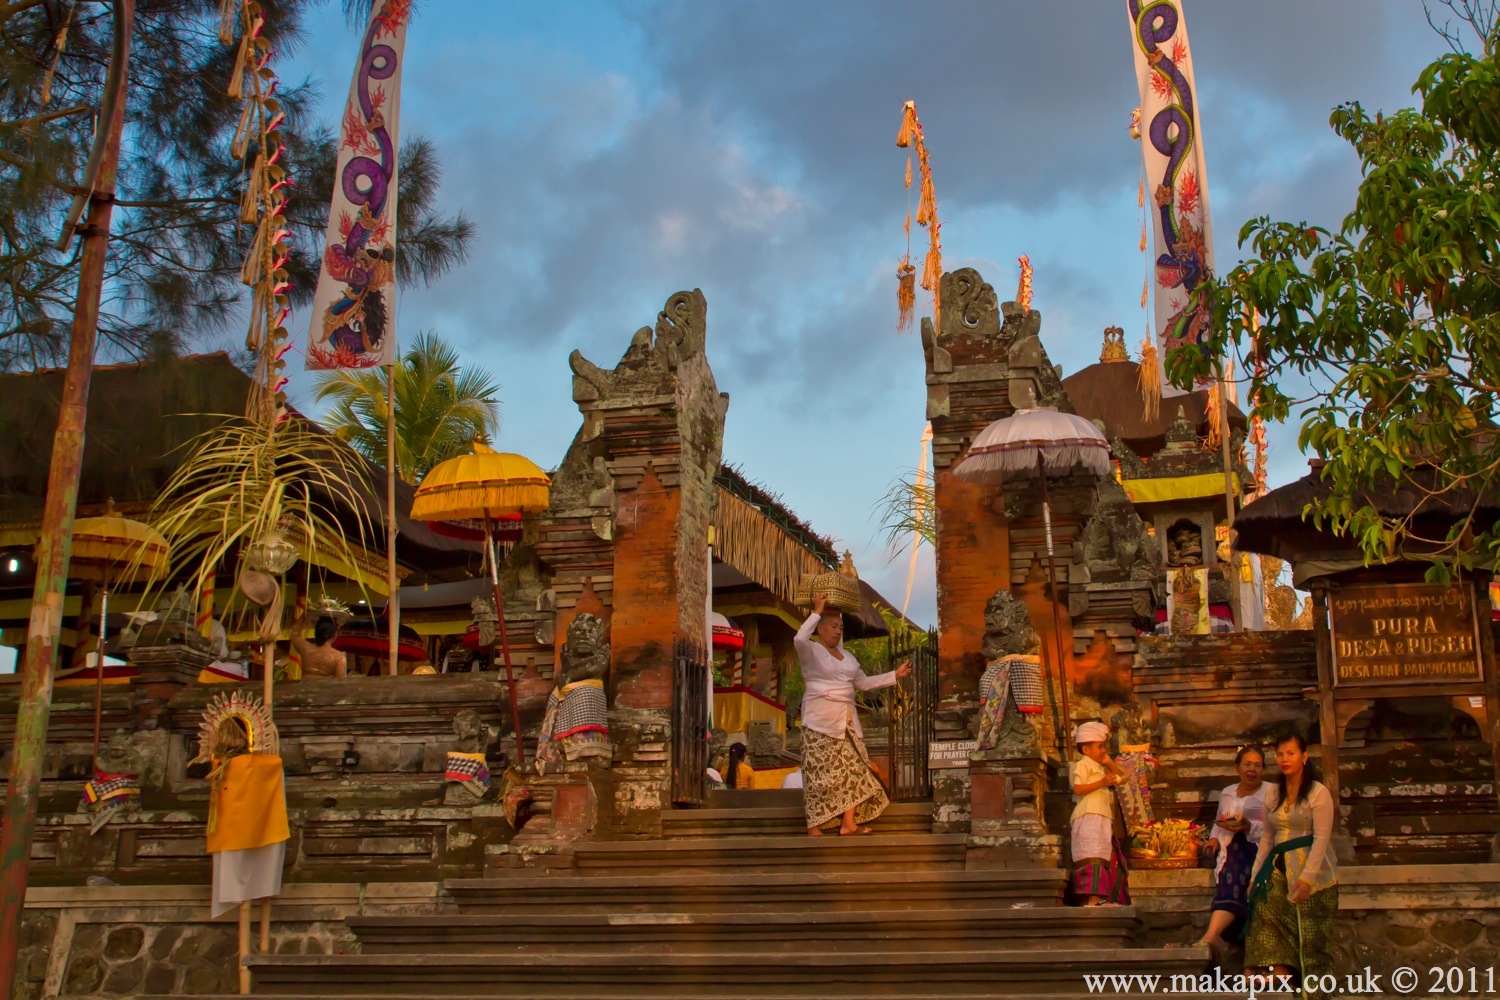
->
313, 330, 501, 483
0, 0, 473, 370
1170, 19, 1500, 580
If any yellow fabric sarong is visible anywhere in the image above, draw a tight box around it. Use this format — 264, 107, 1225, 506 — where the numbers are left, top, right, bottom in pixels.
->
207, 754, 290, 855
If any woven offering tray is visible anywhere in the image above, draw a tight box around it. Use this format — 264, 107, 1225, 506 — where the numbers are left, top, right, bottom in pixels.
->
1128, 854, 1201, 870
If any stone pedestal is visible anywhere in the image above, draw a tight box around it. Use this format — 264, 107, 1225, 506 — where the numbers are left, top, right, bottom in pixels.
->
967, 751, 1061, 869
601, 708, 671, 838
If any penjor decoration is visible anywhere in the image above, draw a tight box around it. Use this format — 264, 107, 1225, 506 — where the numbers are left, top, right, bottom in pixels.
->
1127, 0, 1215, 395
305, 0, 410, 369
895, 101, 942, 334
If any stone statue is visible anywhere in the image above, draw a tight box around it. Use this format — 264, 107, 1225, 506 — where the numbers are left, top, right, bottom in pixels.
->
975, 591, 1045, 756
535, 613, 612, 773
451, 709, 489, 757
470, 597, 498, 650
1084, 479, 1159, 583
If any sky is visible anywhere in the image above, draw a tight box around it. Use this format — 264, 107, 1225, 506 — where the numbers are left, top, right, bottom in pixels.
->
262, 0, 1457, 629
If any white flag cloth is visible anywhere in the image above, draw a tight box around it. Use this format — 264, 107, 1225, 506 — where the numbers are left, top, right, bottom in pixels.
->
305, 0, 410, 370
1127, 0, 1214, 394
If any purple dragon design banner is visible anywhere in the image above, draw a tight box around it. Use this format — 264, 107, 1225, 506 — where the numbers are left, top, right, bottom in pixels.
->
1127, 0, 1215, 393
305, 0, 410, 370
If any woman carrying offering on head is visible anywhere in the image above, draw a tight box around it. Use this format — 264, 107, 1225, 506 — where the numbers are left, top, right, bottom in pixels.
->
1071, 721, 1131, 906
290, 614, 347, 679
795, 593, 911, 836
1196, 745, 1269, 953
1244, 734, 1338, 999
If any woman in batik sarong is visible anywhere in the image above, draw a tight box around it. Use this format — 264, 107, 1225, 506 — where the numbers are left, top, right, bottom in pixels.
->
1197, 745, 1269, 954
1070, 721, 1130, 905
1245, 734, 1338, 1000
796, 593, 910, 836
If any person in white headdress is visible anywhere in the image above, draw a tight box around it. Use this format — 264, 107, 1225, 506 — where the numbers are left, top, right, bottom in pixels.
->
1071, 720, 1130, 905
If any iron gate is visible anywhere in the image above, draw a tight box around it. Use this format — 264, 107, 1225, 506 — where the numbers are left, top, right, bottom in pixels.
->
670, 636, 710, 806
887, 629, 937, 801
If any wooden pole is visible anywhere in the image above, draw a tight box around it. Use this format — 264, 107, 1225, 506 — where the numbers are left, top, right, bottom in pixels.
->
90, 570, 110, 768
485, 517, 525, 768
1219, 367, 1242, 629
1036, 454, 1073, 757
237, 900, 251, 994
0, 2, 134, 989
387, 358, 399, 676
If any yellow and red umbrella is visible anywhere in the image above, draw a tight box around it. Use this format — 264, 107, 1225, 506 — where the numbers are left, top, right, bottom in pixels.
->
65, 505, 170, 765
412, 444, 550, 766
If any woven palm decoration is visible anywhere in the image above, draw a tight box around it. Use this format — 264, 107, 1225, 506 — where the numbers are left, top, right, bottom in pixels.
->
191, 691, 280, 768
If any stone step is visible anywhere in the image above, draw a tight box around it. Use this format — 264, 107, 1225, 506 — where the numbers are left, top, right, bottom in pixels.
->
567, 833, 966, 875
446, 868, 1068, 913
661, 801, 933, 838
346, 906, 1139, 953
70, 994, 1224, 1000
241, 947, 1211, 996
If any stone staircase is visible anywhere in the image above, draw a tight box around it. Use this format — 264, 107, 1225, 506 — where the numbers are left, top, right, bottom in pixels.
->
217, 791, 1208, 998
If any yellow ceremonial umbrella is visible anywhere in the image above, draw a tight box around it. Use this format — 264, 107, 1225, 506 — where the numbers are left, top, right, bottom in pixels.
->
67, 504, 171, 765
412, 443, 550, 767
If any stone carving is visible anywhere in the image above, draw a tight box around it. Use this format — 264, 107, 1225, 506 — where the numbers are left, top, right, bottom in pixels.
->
1111, 436, 1149, 479
653, 289, 708, 368
127, 586, 210, 652
470, 597, 498, 649
1083, 479, 1159, 584
535, 613, 612, 773
748, 720, 785, 761
981, 590, 1041, 661
1164, 405, 1197, 450
939, 267, 1000, 340
555, 614, 609, 687
451, 709, 489, 757
95, 729, 144, 776
1109, 701, 1153, 750
1166, 518, 1204, 568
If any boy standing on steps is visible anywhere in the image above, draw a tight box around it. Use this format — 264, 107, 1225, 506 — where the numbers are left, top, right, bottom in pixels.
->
1070, 721, 1131, 906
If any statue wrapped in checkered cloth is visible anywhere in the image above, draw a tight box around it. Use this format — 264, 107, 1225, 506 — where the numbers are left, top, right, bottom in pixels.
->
536, 613, 612, 774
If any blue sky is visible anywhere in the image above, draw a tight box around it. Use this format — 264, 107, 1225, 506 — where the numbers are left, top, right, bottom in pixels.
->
261, 0, 1455, 628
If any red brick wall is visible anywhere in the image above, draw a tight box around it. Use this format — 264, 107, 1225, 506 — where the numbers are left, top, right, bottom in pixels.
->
610, 464, 679, 710
934, 468, 1011, 701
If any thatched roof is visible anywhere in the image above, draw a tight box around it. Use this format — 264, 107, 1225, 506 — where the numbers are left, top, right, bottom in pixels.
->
0, 353, 476, 574
1234, 462, 1500, 560
712, 464, 901, 638
1062, 360, 1247, 456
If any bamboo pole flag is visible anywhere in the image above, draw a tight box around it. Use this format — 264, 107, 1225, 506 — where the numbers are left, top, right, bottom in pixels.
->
305, 0, 410, 370
1127, 0, 1215, 398
900, 423, 933, 619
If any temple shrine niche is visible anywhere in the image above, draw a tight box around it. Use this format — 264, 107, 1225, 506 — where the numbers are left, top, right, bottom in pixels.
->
1061, 327, 1258, 632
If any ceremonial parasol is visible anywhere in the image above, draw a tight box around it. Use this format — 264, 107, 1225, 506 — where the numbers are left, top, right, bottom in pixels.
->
67, 505, 170, 766
954, 407, 1110, 747
412, 443, 550, 767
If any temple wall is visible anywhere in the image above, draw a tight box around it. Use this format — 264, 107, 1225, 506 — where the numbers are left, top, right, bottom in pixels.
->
1134, 866, 1500, 983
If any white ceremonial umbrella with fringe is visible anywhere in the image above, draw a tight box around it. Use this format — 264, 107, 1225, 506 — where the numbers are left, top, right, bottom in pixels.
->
953, 407, 1110, 751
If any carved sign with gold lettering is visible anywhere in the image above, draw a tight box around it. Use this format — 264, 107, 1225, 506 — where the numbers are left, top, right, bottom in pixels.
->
1330, 583, 1482, 687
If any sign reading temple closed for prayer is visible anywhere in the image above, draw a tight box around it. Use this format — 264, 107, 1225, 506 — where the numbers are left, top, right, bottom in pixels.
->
1330, 583, 1482, 686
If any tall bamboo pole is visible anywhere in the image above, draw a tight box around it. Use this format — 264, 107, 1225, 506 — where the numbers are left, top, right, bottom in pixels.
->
0, 1, 134, 989
1036, 454, 1074, 759
1219, 368, 1241, 629
387, 357, 398, 676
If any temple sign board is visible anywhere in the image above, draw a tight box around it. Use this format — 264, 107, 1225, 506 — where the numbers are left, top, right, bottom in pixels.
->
1329, 583, 1482, 687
